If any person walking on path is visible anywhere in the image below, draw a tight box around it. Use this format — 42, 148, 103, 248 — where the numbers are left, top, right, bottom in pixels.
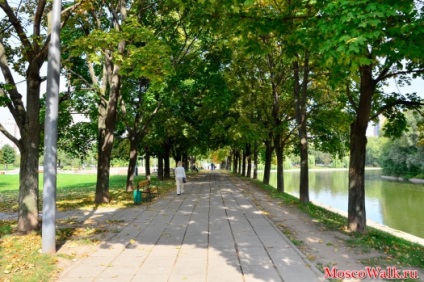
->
175, 161, 186, 195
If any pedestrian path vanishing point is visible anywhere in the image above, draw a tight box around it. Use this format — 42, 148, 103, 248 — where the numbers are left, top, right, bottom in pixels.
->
57, 172, 325, 282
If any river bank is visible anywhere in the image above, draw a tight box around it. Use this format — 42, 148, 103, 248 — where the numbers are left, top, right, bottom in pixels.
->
237, 169, 424, 246
257, 169, 424, 239
381, 175, 424, 184
311, 201, 424, 247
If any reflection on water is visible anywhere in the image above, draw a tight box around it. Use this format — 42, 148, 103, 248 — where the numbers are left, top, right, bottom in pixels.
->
257, 169, 424, 239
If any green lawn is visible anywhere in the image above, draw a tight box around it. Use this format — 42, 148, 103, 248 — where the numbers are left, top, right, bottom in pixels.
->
0, 174, 167, 212
0, 174, 20, 192
0, 173, 174, 282
0, 173, 99, 192
0, 172, 175, 214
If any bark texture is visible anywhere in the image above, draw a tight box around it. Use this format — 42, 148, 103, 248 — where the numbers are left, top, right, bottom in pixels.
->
263, 139, 273, 185
348, 65, 376, 232
126, 130, 138, 192
293, 58, 310, 203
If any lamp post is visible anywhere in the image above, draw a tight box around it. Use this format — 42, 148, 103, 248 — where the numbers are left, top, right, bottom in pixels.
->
42, 0, 62, 254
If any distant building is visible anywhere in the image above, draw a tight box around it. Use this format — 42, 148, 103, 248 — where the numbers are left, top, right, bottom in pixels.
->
366, 122, 380, 137
366, 115, 386, 137
0, 112, 87, 154
0, 119, 20, 152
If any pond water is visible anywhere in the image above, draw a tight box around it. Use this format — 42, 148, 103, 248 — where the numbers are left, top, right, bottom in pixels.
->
257, 169, 424, 239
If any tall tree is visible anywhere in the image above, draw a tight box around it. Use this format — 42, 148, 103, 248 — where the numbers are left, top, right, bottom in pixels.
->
224, 63, 265, 179
120, 77, 163, 191
0, 0, 74, 232
286, 0, 315, 203
66, 2, 159, 203
93, 0, 127, 204
318, 0, 424, 232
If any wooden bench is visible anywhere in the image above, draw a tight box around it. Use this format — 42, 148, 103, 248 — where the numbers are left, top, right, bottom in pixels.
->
137, 179, 159, 202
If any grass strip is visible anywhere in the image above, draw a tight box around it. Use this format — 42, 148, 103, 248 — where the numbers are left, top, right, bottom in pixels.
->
242, 175, 424, 270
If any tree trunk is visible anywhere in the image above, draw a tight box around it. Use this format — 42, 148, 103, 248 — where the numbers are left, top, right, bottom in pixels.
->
299, 135, 309, 202
266, 53, 280, 187
348, 122, 368, 232
95, 134, 112, 203
95, 72, 119, 204
17, 100, 41, 232
126, 130, 137, 192
246, 144, 252, 178
253, 142, 258, 180
157, 152, 164, 180
241, 149, 246, 176
263, 139, 273, 185
145, 147, 151, 178
294, 59, 310, 203
232, 149, 238, 173
238, 151, 242, 174
164, 141, 171, 179
227, 154, 232, 170
17, 145, 40, 232
274, 136, 284, 193
183, 154, 189, 171
17, 139, 40, 233
95, 2, 127, 204
17, 71, 42, 232
348, 65, 376, 232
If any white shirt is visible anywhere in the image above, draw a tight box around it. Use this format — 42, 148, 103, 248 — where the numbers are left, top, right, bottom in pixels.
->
175, 166, 186, 178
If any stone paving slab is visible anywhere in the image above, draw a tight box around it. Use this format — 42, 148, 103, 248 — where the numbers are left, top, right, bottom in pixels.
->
55, 172, 325, 281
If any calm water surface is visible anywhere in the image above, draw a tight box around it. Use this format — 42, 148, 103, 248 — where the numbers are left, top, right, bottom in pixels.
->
257, 169, 424, 239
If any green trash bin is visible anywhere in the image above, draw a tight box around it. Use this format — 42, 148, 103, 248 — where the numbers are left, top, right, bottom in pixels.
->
133, 189, 142, 204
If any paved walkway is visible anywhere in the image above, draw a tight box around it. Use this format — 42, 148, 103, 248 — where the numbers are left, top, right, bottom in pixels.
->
55, 172, 325, 281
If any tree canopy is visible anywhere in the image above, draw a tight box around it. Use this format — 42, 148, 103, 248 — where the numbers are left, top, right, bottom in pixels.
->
0, 0, 423, 234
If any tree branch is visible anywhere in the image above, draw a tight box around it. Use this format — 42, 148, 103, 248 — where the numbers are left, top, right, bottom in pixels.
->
107, 2, 123, 32
140, 101, 162, 136
66, 68, 98, 93
0, 42, 25, 129
377, 68, 424, 83
370, 99, 424, 121
375, 65, 391, 83
39, 3, 83, 59
0, 0, 33, 56
33, 0, 47, 51
0, 122, 21, 150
